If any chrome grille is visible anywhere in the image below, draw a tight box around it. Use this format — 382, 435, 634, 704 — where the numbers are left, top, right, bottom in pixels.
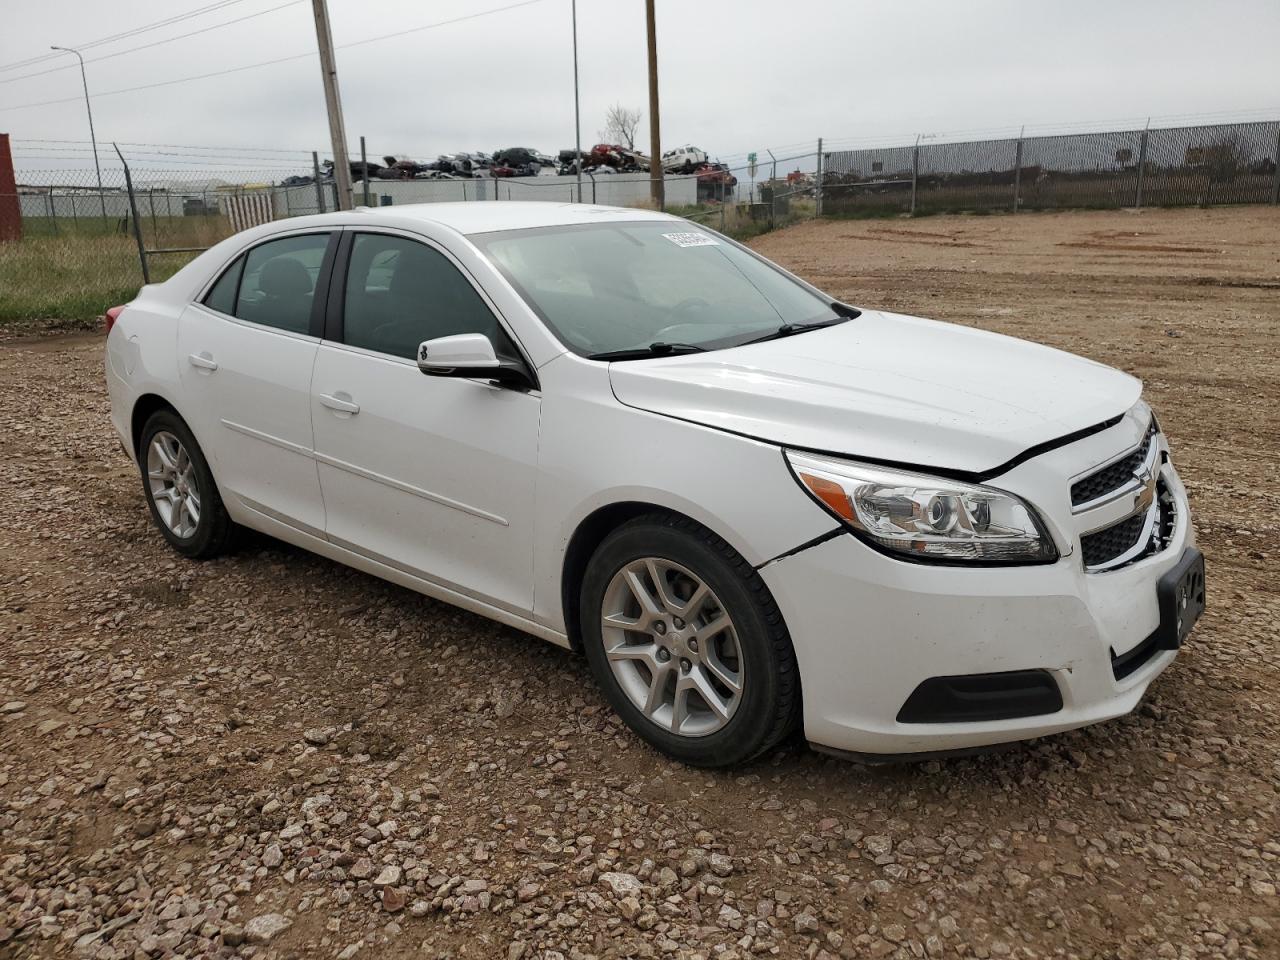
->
1080, 478, 1175, 572
1070, 420, 1158, 508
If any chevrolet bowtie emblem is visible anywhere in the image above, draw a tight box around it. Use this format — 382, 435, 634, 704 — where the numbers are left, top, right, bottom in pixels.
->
1132, 462, 1158, 513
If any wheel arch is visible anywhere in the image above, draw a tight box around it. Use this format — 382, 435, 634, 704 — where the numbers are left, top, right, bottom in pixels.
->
130, 393, 183, 460
559, 500, 759, 653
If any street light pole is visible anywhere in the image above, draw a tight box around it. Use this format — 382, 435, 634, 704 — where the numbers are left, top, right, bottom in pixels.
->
571, 0, 583, 203
310, 0, 353, 210
644, 0, 663, 209
50, 45, 107, 224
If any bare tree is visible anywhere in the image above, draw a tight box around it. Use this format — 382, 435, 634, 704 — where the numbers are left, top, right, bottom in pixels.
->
599, 104, 642, 150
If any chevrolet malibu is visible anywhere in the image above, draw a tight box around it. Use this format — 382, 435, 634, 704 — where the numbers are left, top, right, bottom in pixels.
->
104, 202, 1205, 767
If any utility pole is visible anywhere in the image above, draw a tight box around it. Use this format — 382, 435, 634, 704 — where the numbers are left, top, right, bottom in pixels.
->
310, 0, 353, 210
50, 46, 107, 223
360, 135, 371, 207
571, 0, 583, 203
644, 0, 663, 209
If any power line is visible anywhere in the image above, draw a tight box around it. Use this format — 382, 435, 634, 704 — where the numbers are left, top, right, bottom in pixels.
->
0, 0, 253, 73
0, 0, 551, 113
16, 158, 314, 170
14, 150, 314, 167
17, 137, 314, 154
2, 52, 317, 111
0, 0, 306, 86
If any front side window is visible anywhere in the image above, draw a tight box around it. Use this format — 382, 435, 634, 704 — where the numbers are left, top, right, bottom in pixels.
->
233, 233, 330, 335
471, 221, 839, 357
342, 233, 508, 361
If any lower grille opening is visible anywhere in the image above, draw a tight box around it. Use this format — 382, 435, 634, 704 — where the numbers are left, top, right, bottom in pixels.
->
1110, 629, 1163, 681
897, 670, 1063, 724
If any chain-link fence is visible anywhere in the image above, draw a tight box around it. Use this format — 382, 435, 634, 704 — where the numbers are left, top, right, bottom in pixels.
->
823, 120, 1280, 217
680, 149, 821, 241
0, 161, 322, 321
2, 119, 1278, 323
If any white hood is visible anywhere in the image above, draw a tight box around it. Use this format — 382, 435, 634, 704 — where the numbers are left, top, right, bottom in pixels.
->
608, 310, 1140, 475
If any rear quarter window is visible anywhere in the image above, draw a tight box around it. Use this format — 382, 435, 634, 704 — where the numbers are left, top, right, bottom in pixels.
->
202, 257, 244, 316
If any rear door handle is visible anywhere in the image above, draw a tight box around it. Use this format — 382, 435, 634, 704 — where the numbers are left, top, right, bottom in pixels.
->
188, 352, 218, 371
319, 393, 360, 415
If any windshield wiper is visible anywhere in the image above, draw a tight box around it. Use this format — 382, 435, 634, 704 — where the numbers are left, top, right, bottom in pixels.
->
588, 342, 707, 361
736, 316, 848, 346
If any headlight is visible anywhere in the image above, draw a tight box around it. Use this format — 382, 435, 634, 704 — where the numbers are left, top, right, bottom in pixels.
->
785, 450, 1058, 564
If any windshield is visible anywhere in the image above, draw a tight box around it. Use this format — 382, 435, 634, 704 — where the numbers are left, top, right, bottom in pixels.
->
471, 221, 843, 357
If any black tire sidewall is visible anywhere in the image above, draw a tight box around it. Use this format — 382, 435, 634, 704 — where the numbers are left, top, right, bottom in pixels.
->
138, 411, 225, 559
581, 520, 791, 767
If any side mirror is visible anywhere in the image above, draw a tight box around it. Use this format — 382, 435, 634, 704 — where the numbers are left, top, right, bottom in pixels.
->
416, 333, 533, 389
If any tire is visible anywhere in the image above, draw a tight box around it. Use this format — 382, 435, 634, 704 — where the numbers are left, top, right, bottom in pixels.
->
580, 513, 800, 767
138, 409, 233, 559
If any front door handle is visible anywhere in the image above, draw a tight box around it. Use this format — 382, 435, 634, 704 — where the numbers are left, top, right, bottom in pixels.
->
319, 393, 360, 415
188, 352, 218, 372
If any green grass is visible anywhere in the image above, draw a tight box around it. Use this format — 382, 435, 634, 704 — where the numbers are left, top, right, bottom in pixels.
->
667, 198, 817, 242
0, 217, 224, 324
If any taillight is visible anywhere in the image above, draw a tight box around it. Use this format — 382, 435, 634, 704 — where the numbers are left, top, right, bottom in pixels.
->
105, 305, 126, 335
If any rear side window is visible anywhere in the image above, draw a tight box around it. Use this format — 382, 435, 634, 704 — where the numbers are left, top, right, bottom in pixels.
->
234, 233, 331, 335
202, 257, 243, 315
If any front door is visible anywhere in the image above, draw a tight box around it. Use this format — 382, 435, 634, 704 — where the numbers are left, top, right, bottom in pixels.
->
176, 231, 334, 534
311, 230, 540, 614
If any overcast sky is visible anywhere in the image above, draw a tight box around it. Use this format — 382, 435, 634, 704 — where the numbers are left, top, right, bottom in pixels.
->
2, 0, 1278, 173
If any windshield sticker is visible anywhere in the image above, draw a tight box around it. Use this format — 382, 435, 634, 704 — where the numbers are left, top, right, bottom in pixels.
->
662, 232, 719, 248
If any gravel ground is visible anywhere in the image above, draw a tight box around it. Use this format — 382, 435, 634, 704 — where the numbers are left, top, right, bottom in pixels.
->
2, 206, 1278, 960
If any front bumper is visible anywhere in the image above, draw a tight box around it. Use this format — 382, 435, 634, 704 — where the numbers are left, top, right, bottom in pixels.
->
760, 433, 1198, 757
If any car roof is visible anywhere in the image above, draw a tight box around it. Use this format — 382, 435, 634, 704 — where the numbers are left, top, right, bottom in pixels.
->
345, 201, 681, 236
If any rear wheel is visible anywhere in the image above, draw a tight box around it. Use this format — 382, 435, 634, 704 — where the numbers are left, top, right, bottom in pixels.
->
581, 514, 800, 767
138, 410, 233, 559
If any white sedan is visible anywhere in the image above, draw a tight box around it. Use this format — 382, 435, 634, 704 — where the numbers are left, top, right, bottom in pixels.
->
104, 202, 1204, 766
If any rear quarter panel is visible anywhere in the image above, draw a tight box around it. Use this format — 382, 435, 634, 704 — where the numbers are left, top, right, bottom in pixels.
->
106, 285, 187, 455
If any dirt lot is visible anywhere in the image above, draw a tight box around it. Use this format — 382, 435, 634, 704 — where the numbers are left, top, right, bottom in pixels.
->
2, 206, 1278, 960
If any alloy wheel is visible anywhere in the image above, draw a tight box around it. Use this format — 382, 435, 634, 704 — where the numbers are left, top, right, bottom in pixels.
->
147, 431, 201, 539
600, 557, 743, 737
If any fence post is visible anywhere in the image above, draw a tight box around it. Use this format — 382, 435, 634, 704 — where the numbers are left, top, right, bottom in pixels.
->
148, 188, 159, 240
815, 138, 823, 217
46, 189, 58, 234
312, 151, 326, 214
911, 135, 920, 215
114, 144, 150, 284
1272, 126, 1280, 204
1134, 122, 1149, 208
1012, 129, 1024, 213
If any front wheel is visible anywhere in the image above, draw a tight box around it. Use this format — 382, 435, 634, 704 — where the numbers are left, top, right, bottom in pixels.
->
580, 514, 800, 767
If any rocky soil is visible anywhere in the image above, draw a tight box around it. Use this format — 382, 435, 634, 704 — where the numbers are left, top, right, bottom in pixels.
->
2, 206, 1278, 959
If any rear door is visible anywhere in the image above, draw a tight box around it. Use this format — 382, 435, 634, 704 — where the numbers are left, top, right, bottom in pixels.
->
176, 231, 336, 534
